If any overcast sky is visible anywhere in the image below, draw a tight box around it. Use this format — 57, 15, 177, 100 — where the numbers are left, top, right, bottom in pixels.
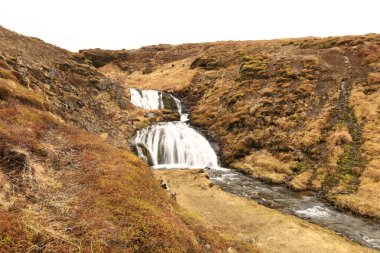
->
0, 0, 379, 52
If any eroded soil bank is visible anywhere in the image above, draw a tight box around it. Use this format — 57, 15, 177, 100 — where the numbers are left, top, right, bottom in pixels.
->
154, 169, 376, 253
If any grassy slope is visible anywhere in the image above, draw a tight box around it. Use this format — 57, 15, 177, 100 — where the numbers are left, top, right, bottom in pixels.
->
0, 26, 255, 252
91, 34, 380, 218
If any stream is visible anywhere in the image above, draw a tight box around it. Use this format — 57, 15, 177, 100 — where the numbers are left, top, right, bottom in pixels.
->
130, 88, 380, 251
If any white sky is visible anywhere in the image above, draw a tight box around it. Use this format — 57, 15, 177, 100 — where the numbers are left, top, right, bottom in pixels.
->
0, 0, 379, 52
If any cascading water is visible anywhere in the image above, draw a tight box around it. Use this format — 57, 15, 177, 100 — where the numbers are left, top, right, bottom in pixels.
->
135, 123, 219, 169
130, 88, 380, 250
131, 88, 219, 169
129, 88, 182, 114
130, 88, 164, 110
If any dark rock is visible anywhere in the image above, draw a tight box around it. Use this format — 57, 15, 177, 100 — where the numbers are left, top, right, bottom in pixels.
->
76, 100, 85, 108
63, 83, 73, 92
160, 180, 170, 190
92, 78, 112, 90
117, 99, 127, 110
162, 92, 178, 111
170, 192, 177, 201
132, 144, 154, 166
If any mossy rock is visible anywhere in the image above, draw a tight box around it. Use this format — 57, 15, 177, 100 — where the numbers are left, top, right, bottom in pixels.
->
133, 144, 154, 166
162, 92, 179, 111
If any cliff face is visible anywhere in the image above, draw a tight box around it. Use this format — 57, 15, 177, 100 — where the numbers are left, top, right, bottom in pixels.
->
0, 26, 254, 252
88, 34, 380, 218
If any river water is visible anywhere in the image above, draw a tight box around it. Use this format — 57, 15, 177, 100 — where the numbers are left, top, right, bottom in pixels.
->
130, 88, 380, 251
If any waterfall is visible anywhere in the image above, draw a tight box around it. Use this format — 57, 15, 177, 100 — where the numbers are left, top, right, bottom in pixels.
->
135, 122, 219, 169
130, 88, 164, 110
132, 89, 219, 169
129, 88, 182, 114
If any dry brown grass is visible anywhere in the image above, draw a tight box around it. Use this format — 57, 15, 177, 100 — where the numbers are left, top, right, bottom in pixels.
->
231, 150, 296, 183
325, 127, 353, 168
326, 128, 353, 151
100, 58, 198, 92
0, 101, 238, 252
288, 171, 313, 190
367, 72, 380, 84
333, 76, 380, 217
0, 79, 47, 109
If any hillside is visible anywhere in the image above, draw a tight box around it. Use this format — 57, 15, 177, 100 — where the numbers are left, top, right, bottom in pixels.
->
85, 34, 380, 218
0, 26, 255, 252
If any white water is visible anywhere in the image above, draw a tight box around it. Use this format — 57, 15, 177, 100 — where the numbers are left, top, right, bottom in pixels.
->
296, 206, 331, 218
130, 88, 164, 110
132, 89, 219, 169
129, 88, 182, 114
135, 122, 219, 169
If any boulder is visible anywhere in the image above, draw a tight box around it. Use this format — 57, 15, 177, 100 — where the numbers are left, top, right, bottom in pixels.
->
162, 92, 178, 111
132, 143, 154, 166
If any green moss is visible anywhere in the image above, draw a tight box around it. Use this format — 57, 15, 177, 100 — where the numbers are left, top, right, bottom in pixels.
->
242, 55, 254, 62
162, 92, 179, 111
323, 140, 364, 194
295, 160, 312, 173
337, 143, 364, 176
239, 55, 269, 79
341, 173, 355, 182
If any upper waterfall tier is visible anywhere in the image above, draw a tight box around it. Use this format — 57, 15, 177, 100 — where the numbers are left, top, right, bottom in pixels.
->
129, 88, 182, 113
